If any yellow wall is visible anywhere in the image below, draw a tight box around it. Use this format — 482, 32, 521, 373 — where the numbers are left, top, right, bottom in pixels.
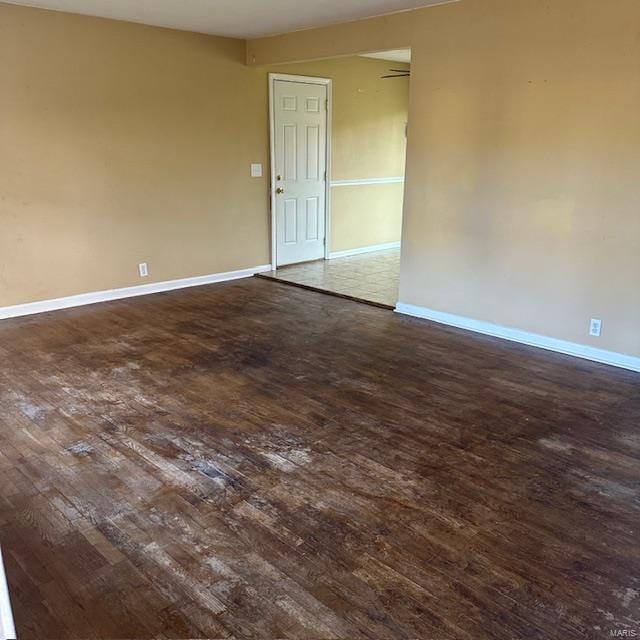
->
268, 57, 408, 252
330, 183, 405, 252
0, 2, 407, 307
248, 0, 640, 357
0, 2, 270, 307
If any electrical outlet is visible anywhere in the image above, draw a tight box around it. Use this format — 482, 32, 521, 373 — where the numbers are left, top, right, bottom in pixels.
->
589, 318, 602, 337
138, 262, 149, 278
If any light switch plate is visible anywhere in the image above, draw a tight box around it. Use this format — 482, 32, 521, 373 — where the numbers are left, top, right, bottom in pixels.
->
251, 163, 263, 178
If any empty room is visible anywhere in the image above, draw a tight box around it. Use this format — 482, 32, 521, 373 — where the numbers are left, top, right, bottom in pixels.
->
0, 1, 639, 639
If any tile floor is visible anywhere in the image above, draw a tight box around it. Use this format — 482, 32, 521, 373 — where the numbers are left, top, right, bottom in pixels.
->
260, 248, 400, 308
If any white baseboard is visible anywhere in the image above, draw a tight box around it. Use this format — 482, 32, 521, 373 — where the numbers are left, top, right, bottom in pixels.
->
329, 241, 401, 260
0, 548, 15, 640
395, 302, 640, 373
0, 264, 272, 321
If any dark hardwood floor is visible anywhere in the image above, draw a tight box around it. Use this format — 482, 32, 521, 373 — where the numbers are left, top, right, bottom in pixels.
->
0, 277, 639, 640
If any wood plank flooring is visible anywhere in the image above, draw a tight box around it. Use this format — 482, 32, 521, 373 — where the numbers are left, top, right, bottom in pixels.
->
0, 277, 639, 639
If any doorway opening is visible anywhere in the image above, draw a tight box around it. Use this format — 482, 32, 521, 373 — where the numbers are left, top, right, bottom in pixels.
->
262, 50, 410, 309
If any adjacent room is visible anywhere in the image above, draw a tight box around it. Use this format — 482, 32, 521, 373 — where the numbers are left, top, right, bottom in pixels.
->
1, 1, 639, 639
259, 50, 409, 308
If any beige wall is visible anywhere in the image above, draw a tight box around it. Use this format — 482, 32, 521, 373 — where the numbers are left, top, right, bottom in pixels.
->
267, 56, 408, 252
248, 0, 640, 358
330, 183, 404, 253
0, 3, 408, 307
0, 2, 271, 307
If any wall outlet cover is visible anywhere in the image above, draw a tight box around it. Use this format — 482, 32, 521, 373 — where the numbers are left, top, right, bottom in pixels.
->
139, 263, 149, 278
589, 318, 602, 337
251, 163, 263, 178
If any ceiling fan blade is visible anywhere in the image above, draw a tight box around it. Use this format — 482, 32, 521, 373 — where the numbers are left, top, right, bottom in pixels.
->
381, 73, 410, 78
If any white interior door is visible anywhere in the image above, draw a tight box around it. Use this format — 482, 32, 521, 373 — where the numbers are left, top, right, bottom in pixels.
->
273, 78, 328, 266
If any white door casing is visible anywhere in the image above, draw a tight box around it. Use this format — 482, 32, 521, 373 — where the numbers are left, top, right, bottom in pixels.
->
270, 75, 330, 267
0, 547, 15, 640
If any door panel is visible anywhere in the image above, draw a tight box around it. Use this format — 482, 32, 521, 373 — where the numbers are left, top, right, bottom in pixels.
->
283, 124, 297, 181
284, 199, 297, 244
306, 126, 320, 180
274, 79, 327, 266
306, 197, 319, 241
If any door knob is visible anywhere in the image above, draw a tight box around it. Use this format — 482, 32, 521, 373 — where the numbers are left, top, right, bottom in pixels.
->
276, 187, 285, 194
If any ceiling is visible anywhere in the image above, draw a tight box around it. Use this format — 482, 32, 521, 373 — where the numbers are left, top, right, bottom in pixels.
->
3, 0, 456, 39
360, 49, 411, 64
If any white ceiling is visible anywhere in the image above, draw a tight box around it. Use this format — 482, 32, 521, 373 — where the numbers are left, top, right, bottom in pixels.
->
361, 49, 411, 64
3, 0, 456, 39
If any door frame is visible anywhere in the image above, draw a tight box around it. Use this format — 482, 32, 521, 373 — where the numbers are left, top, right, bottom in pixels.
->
269, 73, 333, 268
